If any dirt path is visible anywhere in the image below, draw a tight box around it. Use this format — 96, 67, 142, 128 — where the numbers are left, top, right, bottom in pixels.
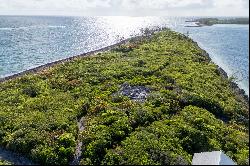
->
0, 117, 86, 165
0, 147, 34, 165
71, 116, 85, 165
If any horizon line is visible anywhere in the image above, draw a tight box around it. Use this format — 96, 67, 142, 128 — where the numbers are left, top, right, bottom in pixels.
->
0, 14, 249, 18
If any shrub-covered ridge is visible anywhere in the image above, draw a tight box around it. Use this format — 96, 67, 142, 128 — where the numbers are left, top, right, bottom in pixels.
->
0, 29, 248, 165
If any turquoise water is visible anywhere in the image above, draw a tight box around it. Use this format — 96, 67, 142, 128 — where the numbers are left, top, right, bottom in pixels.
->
0, 16, 249, 95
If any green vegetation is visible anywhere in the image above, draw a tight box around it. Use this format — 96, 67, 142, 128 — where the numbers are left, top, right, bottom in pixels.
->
195, 17, 249, 26
0, 29, 248, 165
0, 160, 12, 165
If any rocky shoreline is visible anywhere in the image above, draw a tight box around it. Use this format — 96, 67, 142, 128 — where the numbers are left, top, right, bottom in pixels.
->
182, 35, 249, 103
0, 36, 142, 83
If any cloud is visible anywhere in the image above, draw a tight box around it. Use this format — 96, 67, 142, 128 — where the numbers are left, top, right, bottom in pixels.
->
242, 0, 249, 8
95, 0, 215, 10
0, 0, 248, 16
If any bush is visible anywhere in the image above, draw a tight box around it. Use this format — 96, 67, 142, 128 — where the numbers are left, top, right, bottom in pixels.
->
22, 86, 39, 97
0, 29, 248, 165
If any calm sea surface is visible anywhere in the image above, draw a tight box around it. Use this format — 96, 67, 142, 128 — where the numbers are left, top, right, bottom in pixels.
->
0, 16, 249, 95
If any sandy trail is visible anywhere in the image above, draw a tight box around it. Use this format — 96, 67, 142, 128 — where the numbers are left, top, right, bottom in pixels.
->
0, 147, 34, 165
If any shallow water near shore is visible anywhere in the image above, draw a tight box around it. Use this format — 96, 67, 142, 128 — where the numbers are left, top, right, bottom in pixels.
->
0, 16, 249, 95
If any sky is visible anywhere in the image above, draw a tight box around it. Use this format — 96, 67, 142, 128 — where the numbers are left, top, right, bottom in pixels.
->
0, 0, 249, 16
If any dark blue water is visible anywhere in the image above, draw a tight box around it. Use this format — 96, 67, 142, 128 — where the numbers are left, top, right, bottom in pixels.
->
0, 16, 249, 95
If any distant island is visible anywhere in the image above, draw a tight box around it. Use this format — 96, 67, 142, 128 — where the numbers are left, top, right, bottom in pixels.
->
185, 17, 249, 27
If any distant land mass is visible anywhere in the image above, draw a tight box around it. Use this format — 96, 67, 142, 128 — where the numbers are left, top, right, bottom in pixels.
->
185, 17, 249, 27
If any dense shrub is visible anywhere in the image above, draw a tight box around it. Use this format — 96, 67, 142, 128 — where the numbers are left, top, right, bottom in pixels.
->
0, 29, 248, 165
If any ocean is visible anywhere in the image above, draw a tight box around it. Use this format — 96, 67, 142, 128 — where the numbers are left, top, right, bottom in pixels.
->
0, 16, 249, 95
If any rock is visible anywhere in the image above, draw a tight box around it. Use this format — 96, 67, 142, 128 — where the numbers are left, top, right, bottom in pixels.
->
118, 83, 150, 102
230, 82, 249, 102
216, 66, 228, 79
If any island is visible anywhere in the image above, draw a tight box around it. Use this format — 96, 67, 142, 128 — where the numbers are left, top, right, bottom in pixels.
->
0, 29, 248, 165
185, 17, 249, 27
